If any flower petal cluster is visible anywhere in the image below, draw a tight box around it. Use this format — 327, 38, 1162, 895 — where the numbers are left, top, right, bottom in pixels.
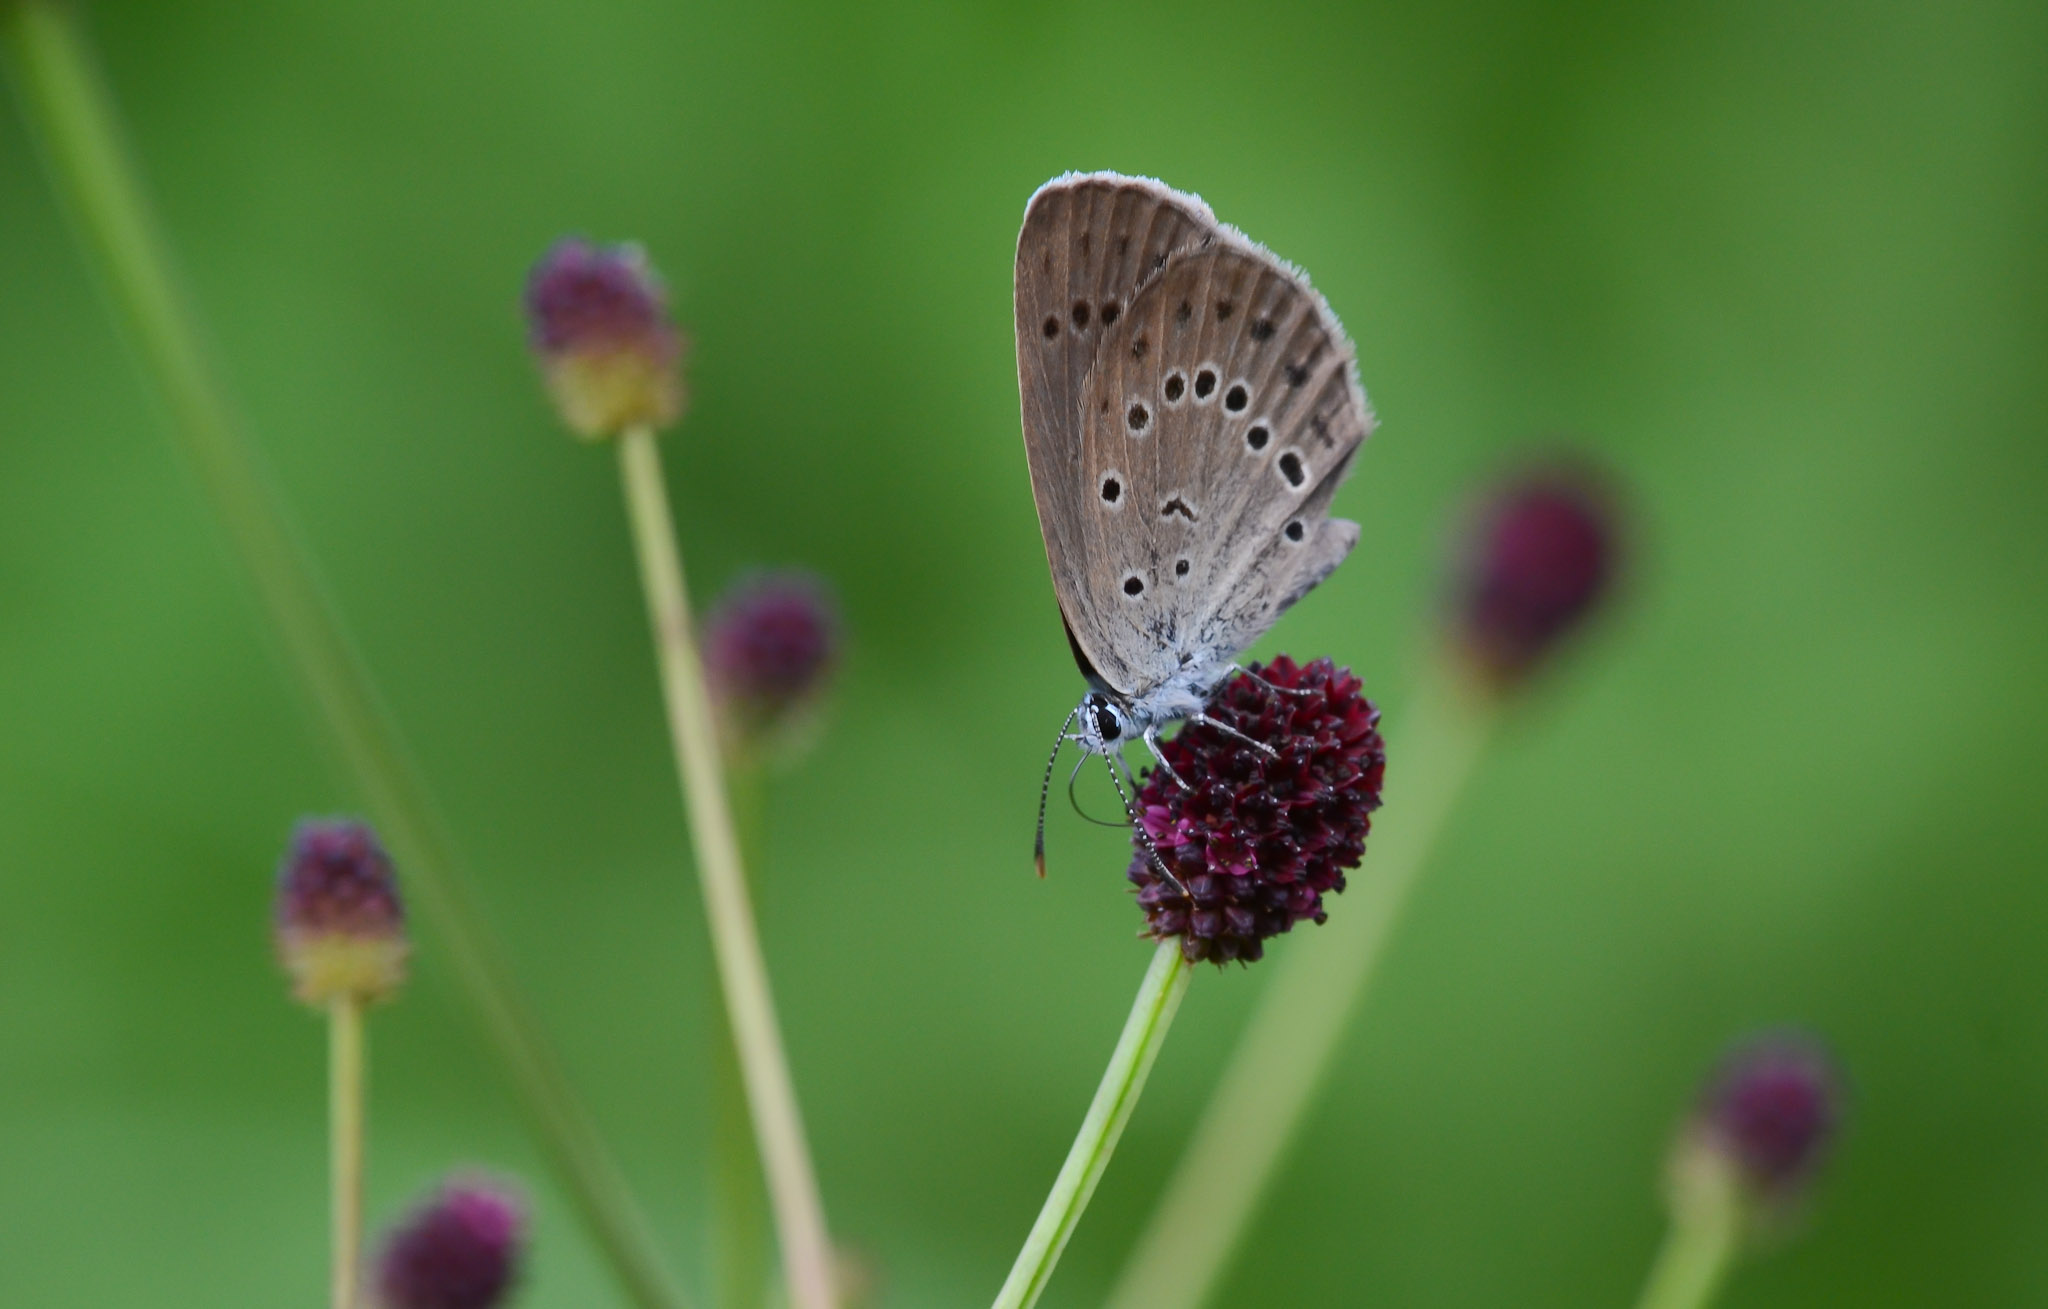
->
1128, 657, 1385, 964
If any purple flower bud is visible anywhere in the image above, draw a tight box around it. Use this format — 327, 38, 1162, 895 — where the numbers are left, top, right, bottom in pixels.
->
703, 571, 840, 750
524, 238, 685, 440
1127, 657, 1385, 964
1451, 464, 1619, 687
1692, 1033, 1841, 1204
273, 818, 408, 1006
375, 1178, 526, 1309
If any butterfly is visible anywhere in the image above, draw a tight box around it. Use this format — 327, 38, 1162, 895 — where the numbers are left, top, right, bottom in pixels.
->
1014, 172, 1376, 872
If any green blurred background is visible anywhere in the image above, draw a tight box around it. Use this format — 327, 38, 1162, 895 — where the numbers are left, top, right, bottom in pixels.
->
3, 0, 2045, 1303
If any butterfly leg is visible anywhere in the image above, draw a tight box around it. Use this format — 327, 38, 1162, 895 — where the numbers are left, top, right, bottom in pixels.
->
1191, 712, 1281, 758
1105, 749, 1188, 897
1230, 662, 1316, 697
1141, 726, 1192, 790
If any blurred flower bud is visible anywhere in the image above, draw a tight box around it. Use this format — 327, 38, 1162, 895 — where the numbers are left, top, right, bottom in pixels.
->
375, 1177, 526, 1309
703, 571, 841, 759
1129, 656, 1385, 964
1669, 1032, 1841, 1229
274, 818, 408, 1007
1450, 463, 1619, 689
525, 238, 685, 440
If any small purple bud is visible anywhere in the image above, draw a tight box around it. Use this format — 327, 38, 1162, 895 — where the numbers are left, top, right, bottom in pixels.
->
702, 571, 841, 753
375, 1178, 526, 1309
1450, 464, 1619, 687
1693, 1033, 1840, 1204
524, 238, 685, 440
273, 818, 408, 1006
1127, 656, 1385, 964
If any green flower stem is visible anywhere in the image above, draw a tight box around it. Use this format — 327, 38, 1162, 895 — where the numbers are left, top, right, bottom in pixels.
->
329, 996, 366, 1309
992, 940, 1194, 1309
1103, 665, 1494, 1309
616, 426, 837, 1309
712, 760, 770, 1309
710, 996, 769, 1309
1633, 1170, 1742, 1309
0, 8, 688, 1308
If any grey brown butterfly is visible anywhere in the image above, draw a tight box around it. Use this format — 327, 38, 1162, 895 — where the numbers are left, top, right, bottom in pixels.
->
1016, 171, 1376, 873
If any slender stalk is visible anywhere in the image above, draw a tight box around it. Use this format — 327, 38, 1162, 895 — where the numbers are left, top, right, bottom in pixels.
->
712, 760, 770, 1309
710, 999, 769, 1309
1633, 1191, 1740, 1309
0, 9, 688, 1307
329, 997, 367, 1309
993, 940, 1194, 1309
615, 426, 837, 1309
1103, 666, 1493, 1309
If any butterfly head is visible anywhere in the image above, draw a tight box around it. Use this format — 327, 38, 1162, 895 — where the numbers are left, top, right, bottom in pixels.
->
1076, 690, 1143, 757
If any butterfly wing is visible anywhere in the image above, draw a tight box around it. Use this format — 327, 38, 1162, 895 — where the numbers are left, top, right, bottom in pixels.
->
1015, 173, 1221, 694
1077, 245, 1374, 679
1016, 172, 1375, 697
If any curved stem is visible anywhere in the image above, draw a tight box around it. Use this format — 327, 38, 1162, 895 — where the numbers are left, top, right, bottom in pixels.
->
1104, 667, 1493, 1309
616, 427, 837, 1309
0, 9, 688, 1307
992, 941, 1193, 1309
329, 997, 366, 1309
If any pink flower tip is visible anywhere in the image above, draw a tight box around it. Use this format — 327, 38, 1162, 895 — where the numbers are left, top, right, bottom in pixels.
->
375, 1177, 527, 1309
1451, 462, 1620, 687
703, 570, 841, 756
273, 818, 408, 1006
524, 238, 685, 440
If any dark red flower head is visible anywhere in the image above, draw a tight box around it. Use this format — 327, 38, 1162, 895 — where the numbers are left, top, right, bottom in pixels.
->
703, 571, 840, 753
1694, 1033, 1841, 1202
273, 818, 407, 1006
1128, 657, 1384, 964
524, 238, 684, 439
1451, 465, 1618, 686
375, 1178, 526, 1309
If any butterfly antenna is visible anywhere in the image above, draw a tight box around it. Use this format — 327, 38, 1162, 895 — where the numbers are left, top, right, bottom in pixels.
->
1101, 752, 1187, 898
1033, 708, 1079, 878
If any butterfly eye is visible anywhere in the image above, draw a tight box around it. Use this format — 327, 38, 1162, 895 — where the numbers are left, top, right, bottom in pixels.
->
1094, 706, 1121, 741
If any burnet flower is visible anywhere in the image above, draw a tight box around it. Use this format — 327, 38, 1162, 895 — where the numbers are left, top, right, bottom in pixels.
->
1127, 656, 1386, 963
1450, 465, 1618, 687
525, 238, 685, 441
273, 818, 408, 1007
702, 570, 841, 757
374, 1177, 527, 1309
1671, 1032, 1841, 1224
